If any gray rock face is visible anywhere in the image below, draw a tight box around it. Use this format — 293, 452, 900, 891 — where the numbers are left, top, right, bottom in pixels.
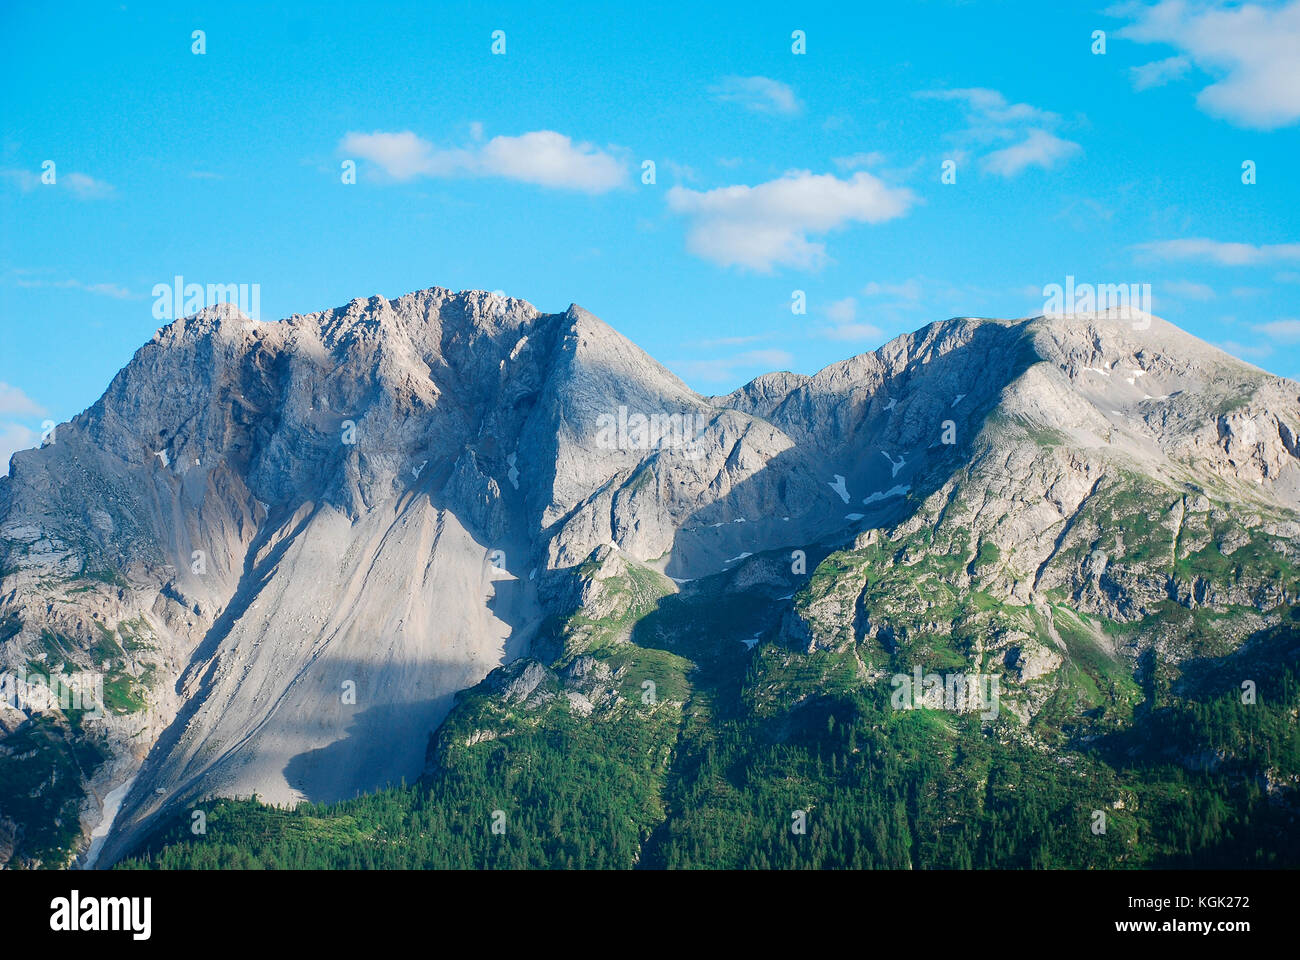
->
1, 289, 1297, 867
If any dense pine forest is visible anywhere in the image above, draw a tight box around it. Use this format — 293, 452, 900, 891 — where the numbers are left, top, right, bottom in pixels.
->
116, 555, 1300, 871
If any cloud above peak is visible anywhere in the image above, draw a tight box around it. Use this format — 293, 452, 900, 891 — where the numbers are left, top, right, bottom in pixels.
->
666, 171, 914, 272
1133, 237, 1300, 265
915, 86, 1081, 177
340, 129, 626, 193
1115, 0, 1300, 129
710, 75, 801, 115
982, 129, 1082, 177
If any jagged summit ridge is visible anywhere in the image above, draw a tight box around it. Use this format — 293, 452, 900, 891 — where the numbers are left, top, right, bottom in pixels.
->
1, 285, 1297, 868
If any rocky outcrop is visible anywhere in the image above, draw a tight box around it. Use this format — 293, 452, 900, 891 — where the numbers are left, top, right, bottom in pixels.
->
1, 291, 1297, 867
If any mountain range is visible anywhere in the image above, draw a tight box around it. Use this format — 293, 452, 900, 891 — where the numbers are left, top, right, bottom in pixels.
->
2, 286, 1298, 869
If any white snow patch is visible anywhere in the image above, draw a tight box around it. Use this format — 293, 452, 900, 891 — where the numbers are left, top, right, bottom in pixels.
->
828, 474, 850, 503
724, 552, 753, 564
863, 484, 911, 505
506, 453, 520, 491
84, 775, 137, 869
845, 513, 864, 521
883, 397, 897, 411
951, 394, 965, 406
881, 450, 906, 478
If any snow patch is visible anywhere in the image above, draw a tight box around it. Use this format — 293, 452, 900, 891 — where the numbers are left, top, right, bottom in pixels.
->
828, 474, 850, 503
863, 484, 911, 505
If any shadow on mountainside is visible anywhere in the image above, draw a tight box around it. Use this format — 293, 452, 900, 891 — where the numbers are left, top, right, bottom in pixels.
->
662, 318, 1042, 582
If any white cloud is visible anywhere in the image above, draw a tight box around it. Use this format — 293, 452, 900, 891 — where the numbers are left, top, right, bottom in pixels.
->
862, 278, 923, 300
340, 129, 625, 193
692, 333, 774, 348
681, 348, 795, 383
62, 173, 114, 198
916, 87, 1059, 127
826, 297, 858, 324
1216, 340, 1273, 361
0, 383, 45, 417
1130, 55, 1192, 90
915, 87, 1080, 176
1115, 0, 1300, 129
711, 76, 801, 115
832, 152, 886, 171
0, 422, 39, 476
820, 321, 886, 342
479, 131, 625, 191
1134, 238, 1300, 265
10, 274, 137, 299
1, 168, 113, 197
1163, 279, 1215, 300
819, 298, 885, 340
982, 130, 1082, 177
666, 171, 915, 272
340, 131, 452, 180
1253, 318, 1300, 342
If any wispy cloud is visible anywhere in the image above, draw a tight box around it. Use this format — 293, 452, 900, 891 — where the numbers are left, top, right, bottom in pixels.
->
1252, 318, 1300, 342
915, 87, 1081, 177
810, 298, 886, 342
0, 422, 40, 477
0, 382, 46, 417
9, 273, 138, 299
340, 129, 626, 193
666, 171, 915, 272
916, 87, 1060, 127
710, 76, 801, 115
690, 333, 775, 349
982, 130, 1081, 177
1163, 279, 1215, 300
1217, 339, 1273, 361
679, 348, 795, 383
1133, 238, 1300, 265
1130, 54, 1192, 91
0, 382, 47, 476
862, 279, 923, 300
1114, 0, 1300, 129
832, 152, 886, 171
1, 168, 113, 198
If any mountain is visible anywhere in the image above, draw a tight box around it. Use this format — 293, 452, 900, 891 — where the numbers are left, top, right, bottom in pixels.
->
1, 287, 1298, 869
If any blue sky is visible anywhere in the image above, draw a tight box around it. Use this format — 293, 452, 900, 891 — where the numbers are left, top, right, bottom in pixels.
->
3, 0, 1299, 471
